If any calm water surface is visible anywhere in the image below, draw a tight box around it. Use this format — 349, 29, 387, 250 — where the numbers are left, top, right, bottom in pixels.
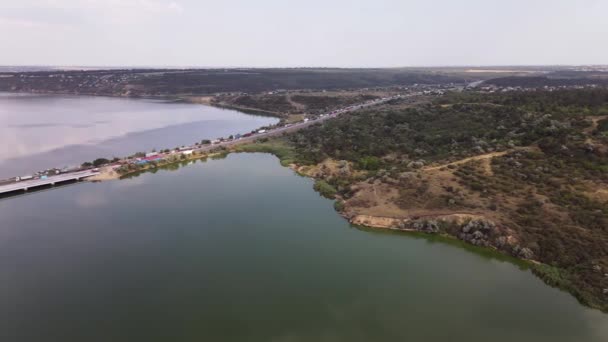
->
0, 153, 606, 342
0, 92, 277, 178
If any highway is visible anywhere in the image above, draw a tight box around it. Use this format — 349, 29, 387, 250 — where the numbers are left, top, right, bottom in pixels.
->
0, 170, 100, 195
191, 94, 404, 152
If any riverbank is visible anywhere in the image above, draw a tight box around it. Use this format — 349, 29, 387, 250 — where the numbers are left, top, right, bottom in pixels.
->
82, 95, 400, 183
0, 91, 280, 180
347, 211, 602, 313
6, 151, 608, 341
83, 135, 608, 313
207, 139, 608, 313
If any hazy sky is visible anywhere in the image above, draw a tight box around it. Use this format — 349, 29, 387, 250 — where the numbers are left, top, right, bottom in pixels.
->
0, 0, 606, 67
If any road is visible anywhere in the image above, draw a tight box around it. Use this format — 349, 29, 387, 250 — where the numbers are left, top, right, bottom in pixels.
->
191, 95, 404, 153
0, 170, 100, 195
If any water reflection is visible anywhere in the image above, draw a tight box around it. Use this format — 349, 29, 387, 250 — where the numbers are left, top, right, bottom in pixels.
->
0, 92, 277, 177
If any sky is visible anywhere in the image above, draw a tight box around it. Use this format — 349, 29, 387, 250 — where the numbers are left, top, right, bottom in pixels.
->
0, 0, 606, 67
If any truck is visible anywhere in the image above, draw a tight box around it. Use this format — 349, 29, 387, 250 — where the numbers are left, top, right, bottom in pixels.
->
16, 175, 33, 182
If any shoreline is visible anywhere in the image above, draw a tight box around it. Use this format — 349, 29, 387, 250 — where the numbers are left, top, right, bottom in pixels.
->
11, 98, 601, 313
1, 90, 285, 120
208, 146, 608, 313
16, 139, 606, 313
0, 90, 291, 184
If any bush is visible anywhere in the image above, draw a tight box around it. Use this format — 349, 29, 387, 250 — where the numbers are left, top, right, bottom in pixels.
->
358, 156, 381, 170
313, 180, 337, 199
334, 200, 345, 212
596, 118, 608, 132
93, 158, 110, 167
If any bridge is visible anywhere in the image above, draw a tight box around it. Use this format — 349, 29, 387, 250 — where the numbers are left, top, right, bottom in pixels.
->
0, 170, 100, 196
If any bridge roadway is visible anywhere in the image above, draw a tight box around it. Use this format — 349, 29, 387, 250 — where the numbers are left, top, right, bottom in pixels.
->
0, 170, 100, 195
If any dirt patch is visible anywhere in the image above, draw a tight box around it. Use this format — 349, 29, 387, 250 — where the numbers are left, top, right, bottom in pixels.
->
350, 215, 403, 229
295, 159, 362, 179
285, 95, 307, 112
584, 115, 608, 133
88, 166, 120, 182
425, 152, 508, 171
349, 212, 490, 230
583, 187, 608, 202
183, 96, 213, 105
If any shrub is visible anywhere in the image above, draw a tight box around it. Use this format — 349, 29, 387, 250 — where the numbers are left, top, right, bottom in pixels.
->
314, 180, 337, 199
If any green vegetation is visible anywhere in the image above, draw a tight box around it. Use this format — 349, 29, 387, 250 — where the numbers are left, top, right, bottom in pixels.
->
596, 118, 608, 138
442, 88, 608, 118
272, 88, 608, 311
288, 91, 589, 166
333, 200, 345, 212
290, 94, 379, 113
233, 139, 298, 167
485, 76, 608, 88
313, 180, 337, 199
233, 95, 293, 113
532, 264, 601, 309
210, 151, 229, 160
598, 118, 608, 131
461, 146, 608, 310
217, 93, 382, 116
93, 158, 110, 167
358, 156, 382, 170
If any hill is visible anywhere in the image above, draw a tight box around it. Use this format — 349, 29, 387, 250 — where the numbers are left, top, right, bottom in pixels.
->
249, 88, 608, 311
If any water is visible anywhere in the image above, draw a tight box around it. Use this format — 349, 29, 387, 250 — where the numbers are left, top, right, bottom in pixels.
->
0, 92, 277, 178
0, 153, 606, 342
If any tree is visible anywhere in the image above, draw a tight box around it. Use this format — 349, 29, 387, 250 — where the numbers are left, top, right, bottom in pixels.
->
358, 156, 381, 170
93, 158, 110, 167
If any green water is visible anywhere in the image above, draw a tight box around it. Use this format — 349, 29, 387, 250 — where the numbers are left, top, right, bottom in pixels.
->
0, 153, 606, 341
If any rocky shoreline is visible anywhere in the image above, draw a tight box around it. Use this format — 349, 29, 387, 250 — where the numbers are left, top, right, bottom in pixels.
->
346, 213, 537, 261
88, 144, 607, 312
